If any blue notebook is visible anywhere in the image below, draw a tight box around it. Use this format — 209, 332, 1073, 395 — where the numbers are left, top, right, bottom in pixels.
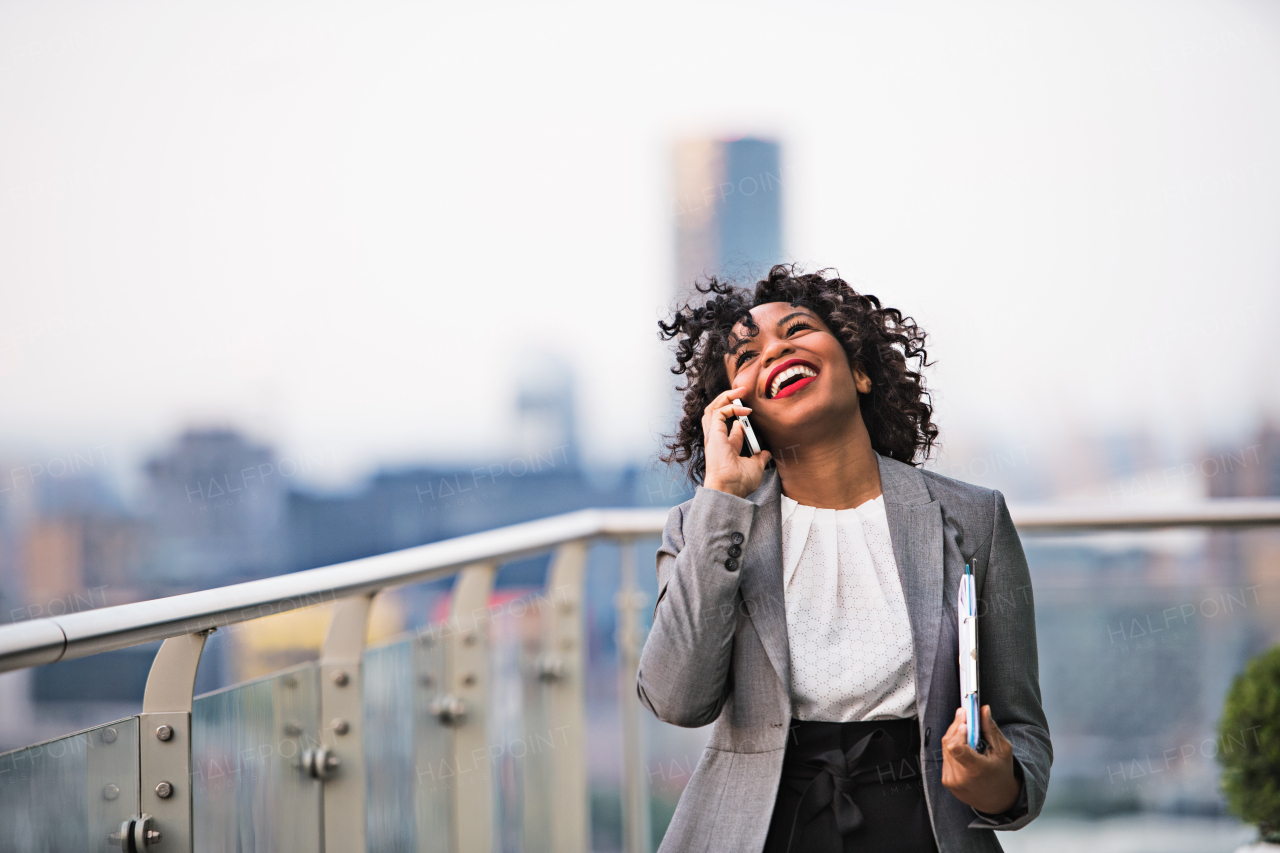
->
958, 563, 980, 750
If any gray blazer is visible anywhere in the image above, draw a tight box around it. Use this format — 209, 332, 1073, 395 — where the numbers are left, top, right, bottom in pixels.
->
637, 453, 1052, 853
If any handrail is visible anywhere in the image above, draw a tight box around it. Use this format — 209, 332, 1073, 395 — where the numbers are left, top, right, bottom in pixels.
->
0, 508, 666, 674
1010, 497, 1280, 531
1, 499, 1277, 675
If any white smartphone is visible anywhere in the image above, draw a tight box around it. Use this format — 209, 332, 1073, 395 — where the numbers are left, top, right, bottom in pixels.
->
731, 398, 762, 456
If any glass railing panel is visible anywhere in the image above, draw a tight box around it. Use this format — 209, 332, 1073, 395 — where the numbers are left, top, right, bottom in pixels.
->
0, 717, 139, 853
362, 627, 451, 853
1022, 526, 1275, 824
363, 636, 417, 853
489, 590, 544, 851
413, 629, 450, 853
192, 662, 321, 853
583, 539, 626, 851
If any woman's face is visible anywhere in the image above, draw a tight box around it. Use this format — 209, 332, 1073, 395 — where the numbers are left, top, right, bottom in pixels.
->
722, 302, 871, 448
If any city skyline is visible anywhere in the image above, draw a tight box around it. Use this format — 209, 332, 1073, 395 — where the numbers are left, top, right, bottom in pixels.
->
1, 2, 1277, 481
2, 3, 1279, 846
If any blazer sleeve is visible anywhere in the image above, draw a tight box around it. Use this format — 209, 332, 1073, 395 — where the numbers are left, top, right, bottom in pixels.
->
635, 486, 759, 728
966, 488, 1053, 830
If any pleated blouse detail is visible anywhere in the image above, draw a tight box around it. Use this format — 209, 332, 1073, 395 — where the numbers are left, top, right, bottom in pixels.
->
780, 493, 918, 722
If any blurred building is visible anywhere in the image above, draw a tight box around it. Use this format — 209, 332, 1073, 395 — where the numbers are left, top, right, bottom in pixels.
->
515, 351, 578, 467
286, 456, 640, 573
0, 472, 159, 749
287, 359, 636, 572
1208, 422, 1280, 499
13, 473, 145, 615
228, 596, 406, 683
673, 137, 783, 301
143, 429, 287, 589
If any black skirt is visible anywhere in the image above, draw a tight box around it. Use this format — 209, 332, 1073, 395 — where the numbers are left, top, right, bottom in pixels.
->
761, 718, 939, 853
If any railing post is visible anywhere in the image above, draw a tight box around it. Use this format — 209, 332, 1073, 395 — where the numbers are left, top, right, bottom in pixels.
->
138, 629, 212, 853
615, 537, 651, 853
318, 593, 375, 853
435, 561, 496, 853
528, 540, 589, 853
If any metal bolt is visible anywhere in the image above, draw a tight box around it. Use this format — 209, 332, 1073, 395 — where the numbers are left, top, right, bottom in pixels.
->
332, 670, 350, 687
331, 718, 349, 736
537, 655, 566, 682
155, 725, 173, 742
102, 784, 120, 801
302, 746, 339, 780
462, 673, 477, 687
109, 819, 132, 845
463, 633, 477, 646
429, 695, 468, 726
133, 815, 159, 848
155, 781, 174, 799
101, 727, 118, 744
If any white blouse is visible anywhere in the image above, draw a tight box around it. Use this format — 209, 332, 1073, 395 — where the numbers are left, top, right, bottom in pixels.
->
781, 493, 918, 722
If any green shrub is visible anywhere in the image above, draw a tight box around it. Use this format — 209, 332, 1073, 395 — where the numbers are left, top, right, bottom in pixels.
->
1218, 644, 1280, 840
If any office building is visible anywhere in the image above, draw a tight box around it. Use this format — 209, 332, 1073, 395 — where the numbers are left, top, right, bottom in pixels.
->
673, 137, 783, 302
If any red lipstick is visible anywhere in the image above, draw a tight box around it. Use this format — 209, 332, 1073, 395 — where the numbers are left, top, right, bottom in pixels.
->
766, 358, 820, 399
774, 374, 816, 399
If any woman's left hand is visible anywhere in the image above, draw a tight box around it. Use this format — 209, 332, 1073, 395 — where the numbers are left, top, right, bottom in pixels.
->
940, 705, 1021, 814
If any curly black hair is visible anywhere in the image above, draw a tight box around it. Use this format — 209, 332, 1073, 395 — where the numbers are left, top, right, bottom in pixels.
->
659, 264, 938, 484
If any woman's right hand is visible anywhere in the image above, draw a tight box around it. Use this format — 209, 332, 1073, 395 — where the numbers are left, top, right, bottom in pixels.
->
701, 387, 773, 499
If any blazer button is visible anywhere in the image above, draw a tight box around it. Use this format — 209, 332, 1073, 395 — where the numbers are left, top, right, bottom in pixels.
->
924, 727, 931, 746
730, 532, 744, 544
724, 557, 739, 572
727, 544, 742, 558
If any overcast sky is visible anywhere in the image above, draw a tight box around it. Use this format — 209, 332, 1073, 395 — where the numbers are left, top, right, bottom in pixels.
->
2, 0, 1278, 487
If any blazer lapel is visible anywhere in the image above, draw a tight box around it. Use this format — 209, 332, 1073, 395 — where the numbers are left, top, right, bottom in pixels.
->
878, 454, 945, 719
738, 458, 944, 715
738, 467, 792, 697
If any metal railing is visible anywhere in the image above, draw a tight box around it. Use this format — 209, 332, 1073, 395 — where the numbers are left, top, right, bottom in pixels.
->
0, 498, 1277, 853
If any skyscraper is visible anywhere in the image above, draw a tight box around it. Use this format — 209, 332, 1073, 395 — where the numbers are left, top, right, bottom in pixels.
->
673, 137, 783, 303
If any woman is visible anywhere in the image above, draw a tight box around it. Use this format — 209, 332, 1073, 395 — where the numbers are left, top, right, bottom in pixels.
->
637, 266, 1051, 853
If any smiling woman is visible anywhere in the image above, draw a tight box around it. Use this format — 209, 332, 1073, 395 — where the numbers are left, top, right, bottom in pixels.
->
638, 265, 1052, 853
659, 265, 938, 486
